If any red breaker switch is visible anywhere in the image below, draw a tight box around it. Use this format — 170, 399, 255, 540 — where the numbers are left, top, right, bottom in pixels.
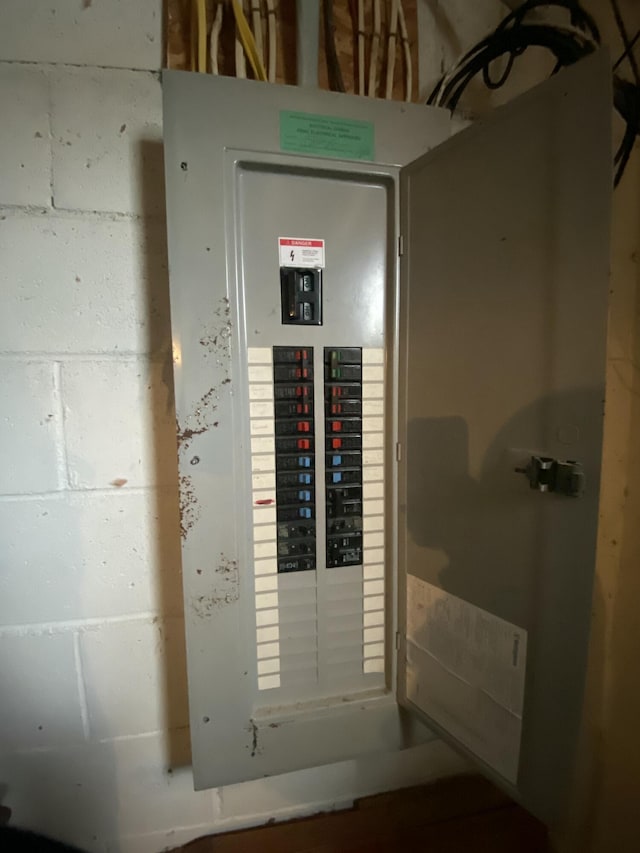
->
331, 421, 342, 432
331, 438, 343, 449
297, 438, 311, 449
297, 421, 311, 433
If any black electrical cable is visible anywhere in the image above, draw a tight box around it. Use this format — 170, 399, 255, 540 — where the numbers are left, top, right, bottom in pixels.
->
492, 0, 599, 42
428, 1, 599, 106
427, 0, 640, 187
613, 76, 640, 186
613, 29, 640, 73
323, 0, 345, 93
433, 24, 596, 111
610, 0, 640, 86
610, 1, 640, 185
482, 50, 518, 90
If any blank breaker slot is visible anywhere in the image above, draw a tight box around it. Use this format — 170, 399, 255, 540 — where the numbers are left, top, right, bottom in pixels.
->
361, 347, 386, 676
248, 346, 281, 691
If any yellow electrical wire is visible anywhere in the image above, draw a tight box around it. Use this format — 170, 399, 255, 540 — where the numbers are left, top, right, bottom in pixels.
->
231, 0, 268, 81
192, 0, 207, 73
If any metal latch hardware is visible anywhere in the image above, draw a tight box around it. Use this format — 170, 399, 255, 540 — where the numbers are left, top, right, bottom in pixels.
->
515, 456, 585, 497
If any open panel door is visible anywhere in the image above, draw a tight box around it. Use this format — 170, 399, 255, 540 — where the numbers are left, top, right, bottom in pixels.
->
397, 52, 611, 825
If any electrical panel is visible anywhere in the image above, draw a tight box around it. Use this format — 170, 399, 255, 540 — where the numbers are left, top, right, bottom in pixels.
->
163, 52, 611, 826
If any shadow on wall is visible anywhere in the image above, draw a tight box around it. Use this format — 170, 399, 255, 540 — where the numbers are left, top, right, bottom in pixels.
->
406, 390, 603, 617
140, 138, 193, 773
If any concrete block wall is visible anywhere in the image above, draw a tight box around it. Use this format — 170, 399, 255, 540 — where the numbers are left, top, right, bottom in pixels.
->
0, 3, 471, 852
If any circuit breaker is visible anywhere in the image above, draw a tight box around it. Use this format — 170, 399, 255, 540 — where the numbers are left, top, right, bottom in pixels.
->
163, 52, 611, 825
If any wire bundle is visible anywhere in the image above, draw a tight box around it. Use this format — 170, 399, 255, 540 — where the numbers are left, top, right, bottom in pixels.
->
427, 0, 640, 187
196, 0, 277, 83
323, 0, 412, 101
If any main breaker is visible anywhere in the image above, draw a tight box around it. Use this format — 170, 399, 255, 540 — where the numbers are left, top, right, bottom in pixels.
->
162, 52, 611, 825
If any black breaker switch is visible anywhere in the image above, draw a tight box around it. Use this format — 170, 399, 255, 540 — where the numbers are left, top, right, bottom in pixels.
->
280, 268, 323, 326
273, 346, 317, 573
324, 347, 364, 568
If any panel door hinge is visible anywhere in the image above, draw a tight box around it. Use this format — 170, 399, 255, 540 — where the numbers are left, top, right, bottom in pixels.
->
515, 455, 585, 497
398, 235, 404, 256
395, 631, 400, 650
395, 442, 402, 462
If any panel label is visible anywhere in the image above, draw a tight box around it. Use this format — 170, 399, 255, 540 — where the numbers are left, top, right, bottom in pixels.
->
279, 237, 325, 269
280, 110, 375, 161
405, 575, 527, 783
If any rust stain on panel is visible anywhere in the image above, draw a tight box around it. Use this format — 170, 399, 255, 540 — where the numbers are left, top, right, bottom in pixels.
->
179, 473, 201, 540
176, 297, 232, 454
191, 553, 239, 615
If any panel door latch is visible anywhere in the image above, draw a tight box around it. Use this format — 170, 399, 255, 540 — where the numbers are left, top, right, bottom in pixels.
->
515, 456, 585, 497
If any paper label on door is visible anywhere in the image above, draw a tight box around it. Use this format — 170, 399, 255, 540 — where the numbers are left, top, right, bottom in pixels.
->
405, 575, 527, 784
280, 110, 375, 161
279, 237, 325, 269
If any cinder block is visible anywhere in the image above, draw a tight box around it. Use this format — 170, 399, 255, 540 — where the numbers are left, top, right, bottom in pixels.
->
0, 361, 61, 495
0, 65, 51, 206
62, 359, 176, 489
51, 67, 163, 215
0, 490, 182, 626
0, 214, 170, 355
0, 633, 84, 750
79, 617, 189, 739
0, 1, 162, 70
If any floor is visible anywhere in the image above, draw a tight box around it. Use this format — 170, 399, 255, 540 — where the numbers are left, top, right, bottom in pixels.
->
175, 774, 552, 852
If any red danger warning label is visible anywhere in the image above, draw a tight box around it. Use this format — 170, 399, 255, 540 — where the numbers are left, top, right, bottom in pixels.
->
279, 237, 325, 269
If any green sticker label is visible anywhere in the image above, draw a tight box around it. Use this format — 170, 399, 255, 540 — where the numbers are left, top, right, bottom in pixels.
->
280, 110, 374, 161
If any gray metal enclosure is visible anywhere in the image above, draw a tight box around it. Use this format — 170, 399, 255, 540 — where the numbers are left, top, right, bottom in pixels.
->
162, 52, 611, 826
